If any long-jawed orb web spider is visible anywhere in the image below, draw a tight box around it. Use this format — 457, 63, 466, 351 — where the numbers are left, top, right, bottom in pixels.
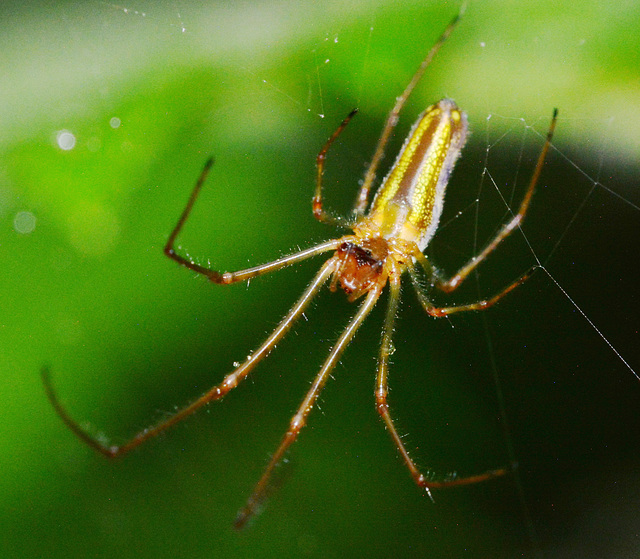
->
42, 8, 558, 529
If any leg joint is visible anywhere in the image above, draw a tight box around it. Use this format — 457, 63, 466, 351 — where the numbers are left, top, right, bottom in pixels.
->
375, 391, 389, 416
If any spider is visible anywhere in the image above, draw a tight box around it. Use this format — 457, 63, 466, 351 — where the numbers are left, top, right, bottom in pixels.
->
42, 9, 557, 529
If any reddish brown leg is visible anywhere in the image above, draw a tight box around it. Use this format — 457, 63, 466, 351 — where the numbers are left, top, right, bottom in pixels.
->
435, 109, 558, 292
166, 157, 339, 284
354, 7, 465, 215
234, 283, 383, 529
375, 275, 508, 496
313, 108, 359, 226
315, 7, 464, 223
42, 259, 338, 458
409, 256, 536, 317
402, 109, 557, 317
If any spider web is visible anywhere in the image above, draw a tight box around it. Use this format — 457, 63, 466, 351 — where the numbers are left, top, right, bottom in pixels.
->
465, 110, 640, 557
135, 4, 639, 552
4, 2, 639, 558
294, 19, 640, 559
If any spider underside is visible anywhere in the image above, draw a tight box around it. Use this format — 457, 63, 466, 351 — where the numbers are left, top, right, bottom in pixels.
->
42, 9, 558, 529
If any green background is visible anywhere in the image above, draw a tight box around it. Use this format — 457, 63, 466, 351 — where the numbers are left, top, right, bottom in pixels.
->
1, 0, 639, 557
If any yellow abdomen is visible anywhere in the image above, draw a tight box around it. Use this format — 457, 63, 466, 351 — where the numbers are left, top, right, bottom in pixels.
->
366, 99, 468, 250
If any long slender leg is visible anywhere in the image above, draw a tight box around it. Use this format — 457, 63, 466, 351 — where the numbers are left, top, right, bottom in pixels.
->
409, 257, 536, 317
165, 157, 340, 284
375, 276, 508, 496
42, 259, 338, 458
437, 108, 558, 292
234, 283, 383, 529
354, 7, 465, 215
313, 108, 359, 226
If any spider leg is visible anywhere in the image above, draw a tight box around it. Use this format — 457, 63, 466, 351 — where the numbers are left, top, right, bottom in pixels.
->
375, 275, 508, 495
166, 157, 340, 284
313, 108, 359, 227
234, 282, 383, 529
354, 7, 464, 216
435, 108, 558, 293
409, 256, 535, 317
42, 258, 338, 459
